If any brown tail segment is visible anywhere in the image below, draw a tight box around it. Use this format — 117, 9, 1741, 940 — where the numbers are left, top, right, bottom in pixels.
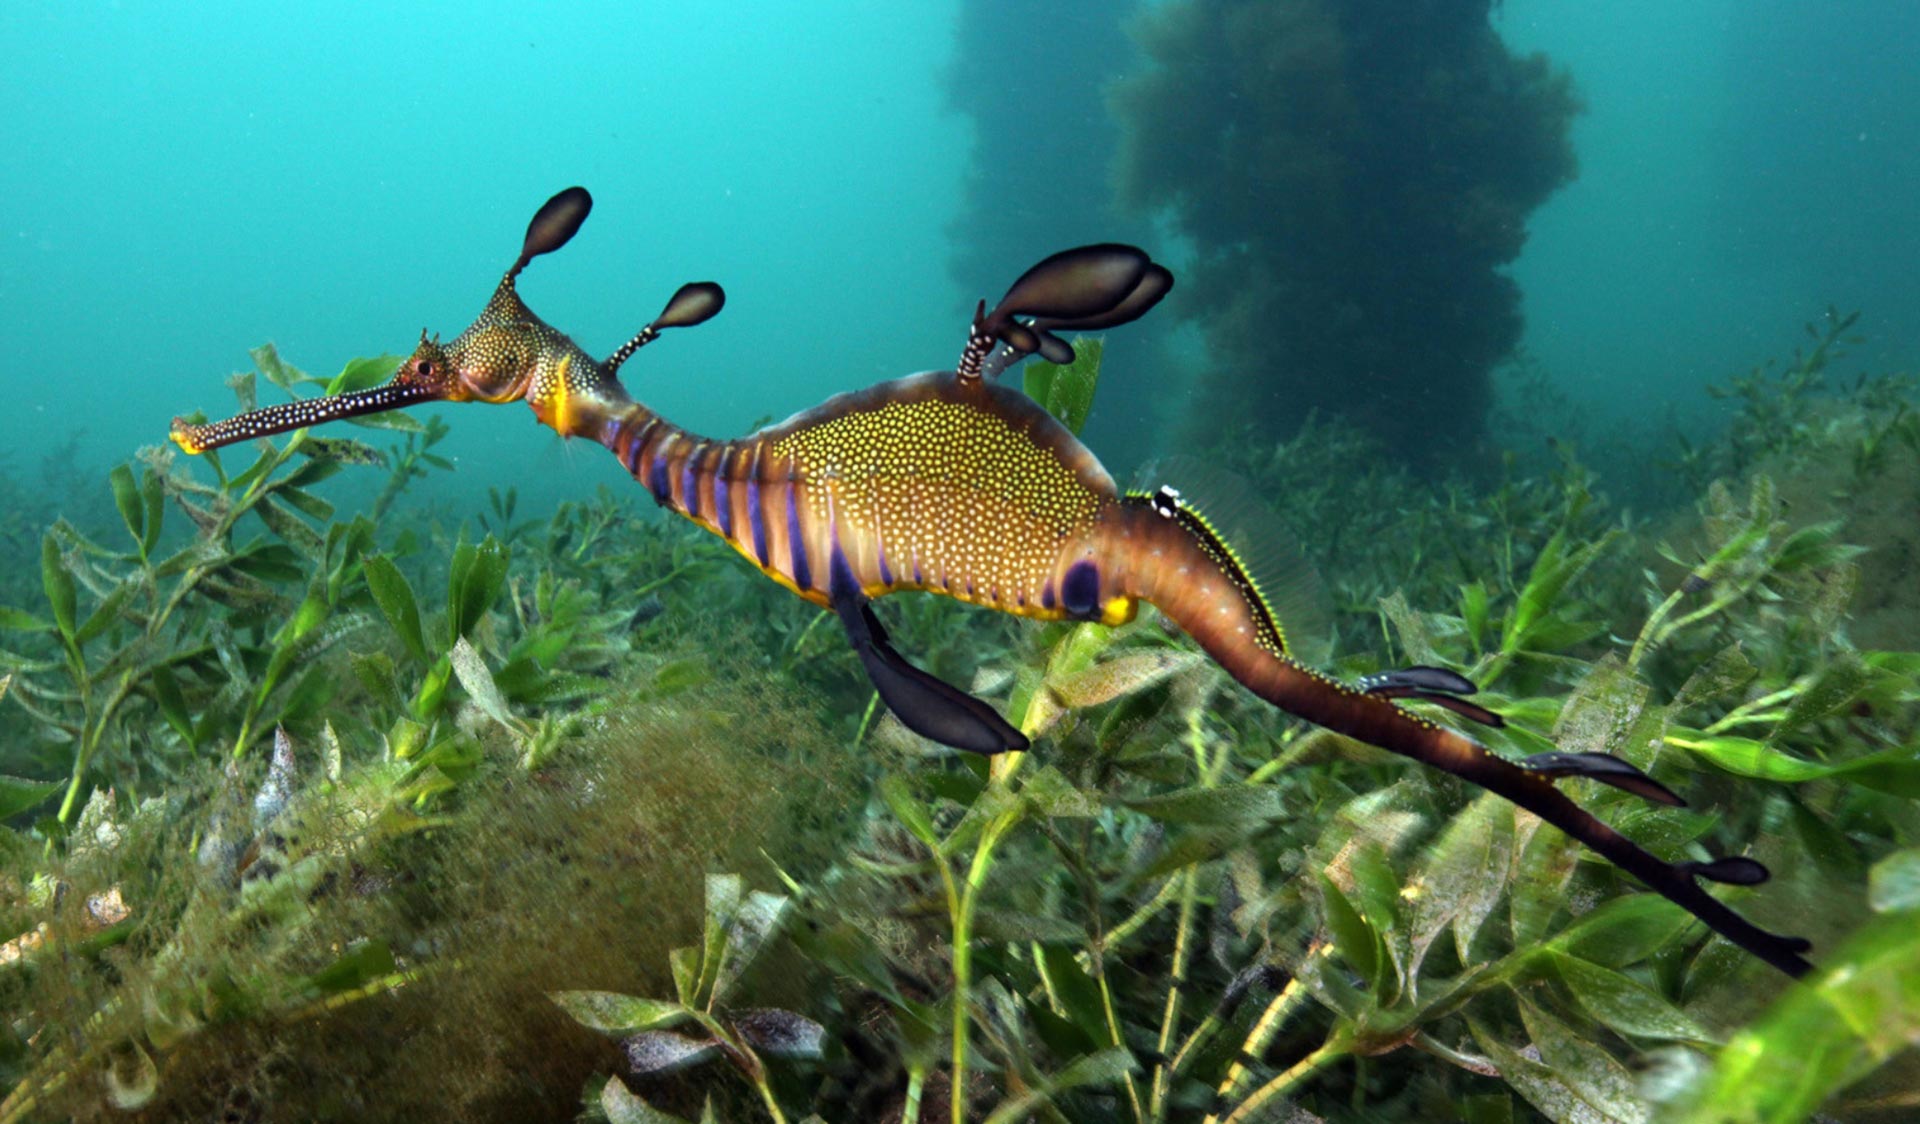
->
1113, 499, 1815, 978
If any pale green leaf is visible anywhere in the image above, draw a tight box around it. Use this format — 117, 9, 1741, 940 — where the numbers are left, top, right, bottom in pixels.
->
550, 990, 689, 1034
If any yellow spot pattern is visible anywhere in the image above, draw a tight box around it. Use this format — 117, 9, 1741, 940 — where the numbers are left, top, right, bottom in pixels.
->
772, 399, 1100, 606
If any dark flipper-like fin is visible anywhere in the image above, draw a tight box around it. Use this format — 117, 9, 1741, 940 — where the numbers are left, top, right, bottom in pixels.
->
1521, 751, 1687, 808
1681, 856, 1772, 886
1360, 666, 1505, 728
1361, 666, 1479, 696
835, 595, 1028, 754
959, 244, 1173, 380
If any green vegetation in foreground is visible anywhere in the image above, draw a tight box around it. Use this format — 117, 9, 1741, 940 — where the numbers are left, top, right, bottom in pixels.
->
3, 318, 1920, 1122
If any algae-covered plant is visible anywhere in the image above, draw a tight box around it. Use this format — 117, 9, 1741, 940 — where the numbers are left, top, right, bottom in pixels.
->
5, 307, 1920, 1122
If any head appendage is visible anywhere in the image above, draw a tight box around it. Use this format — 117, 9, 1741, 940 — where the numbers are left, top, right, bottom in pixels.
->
509, 186, 593, 282
958, 244, 1174, 381
606, 282, 726, 376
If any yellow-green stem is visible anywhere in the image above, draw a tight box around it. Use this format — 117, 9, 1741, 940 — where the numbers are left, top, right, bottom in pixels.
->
1164, 1010, 1223, 1087
1148, 864, 1200, 1119
1219, 1039, 1346, 1124
1245, 732, 1313, 788
852, 691, 882, 748
1203, 977, 1311, 1122
1627, 586, 1688, 672
750, 1073, 790, 1124
1094, 967, 1146, 1123
950, 807, 1019, 1124
1101, 874, 1181, 953
903, 1065, 925, 1124
55, 671, 134, 826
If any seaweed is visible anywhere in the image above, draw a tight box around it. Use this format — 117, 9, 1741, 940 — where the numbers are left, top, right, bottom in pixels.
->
1, 322, 1917, 1122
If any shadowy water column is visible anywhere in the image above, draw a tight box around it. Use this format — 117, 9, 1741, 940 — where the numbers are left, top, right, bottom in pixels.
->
1113, 0, 1579, 464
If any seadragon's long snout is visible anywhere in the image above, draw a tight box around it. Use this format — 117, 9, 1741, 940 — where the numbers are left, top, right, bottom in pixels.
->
170, 377, 441, 454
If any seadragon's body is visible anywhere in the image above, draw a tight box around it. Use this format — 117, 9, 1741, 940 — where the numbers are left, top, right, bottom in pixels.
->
171, 188, 1816, 979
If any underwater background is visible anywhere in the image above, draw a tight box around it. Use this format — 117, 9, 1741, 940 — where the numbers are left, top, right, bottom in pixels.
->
5, 2, 1920, 1121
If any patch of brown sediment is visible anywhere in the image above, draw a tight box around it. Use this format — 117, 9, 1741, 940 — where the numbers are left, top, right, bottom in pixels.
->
23, 662, 855, 1124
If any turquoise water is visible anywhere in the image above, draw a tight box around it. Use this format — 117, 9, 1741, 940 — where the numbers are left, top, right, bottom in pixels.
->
6, 6, 1920, 1119
2, 0, 1914, 493
3, 3, 964, 511
1502, 0, 1920, 433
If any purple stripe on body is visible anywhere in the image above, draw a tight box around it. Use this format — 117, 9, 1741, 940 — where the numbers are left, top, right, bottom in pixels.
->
681, 453, 700, 520
621, 425, 648, 476
715, 449, 734, 538
786, 484, 811, 591
648, 452, 672, 506
747, 477, 769, 565
828, 541, 858, 600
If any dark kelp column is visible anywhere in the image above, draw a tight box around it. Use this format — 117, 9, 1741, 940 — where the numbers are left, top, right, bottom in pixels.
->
1112, 0, 1580, 462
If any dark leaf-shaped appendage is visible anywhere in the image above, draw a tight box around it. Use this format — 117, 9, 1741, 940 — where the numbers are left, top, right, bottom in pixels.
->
1036, 263, 1174, 333
1359, 665, 1505, 728
170, 380, 439, 454
731, 1009, 826, 1060
1033, 333, 1076, 364
623, 1030, 721, 1077
1683, 856, 1772, 885
840, 601, 1028, 754
981, 248, 1172, 369
993, 244, 1148, 323
652, 282, 725, 330
999, 322, 1041, 357
1521, 751, 1686, 808
1361, 666, 1481, 696
607, 281, 729, 374
515, 186, 593, 274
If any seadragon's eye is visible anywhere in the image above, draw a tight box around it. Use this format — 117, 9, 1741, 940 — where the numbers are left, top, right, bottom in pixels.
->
416, 359, 435, 378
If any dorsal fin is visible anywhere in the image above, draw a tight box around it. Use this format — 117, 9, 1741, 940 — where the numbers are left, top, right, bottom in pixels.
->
1133, 455, 1335, 667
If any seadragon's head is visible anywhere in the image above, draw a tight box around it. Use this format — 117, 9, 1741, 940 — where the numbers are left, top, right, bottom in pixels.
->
170, 187, 723, 453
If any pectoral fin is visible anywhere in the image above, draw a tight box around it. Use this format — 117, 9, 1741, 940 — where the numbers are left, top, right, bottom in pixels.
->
835, 596, 1028, 755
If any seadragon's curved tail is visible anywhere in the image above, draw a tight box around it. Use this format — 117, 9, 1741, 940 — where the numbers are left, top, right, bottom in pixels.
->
1100, 490, 1815, 978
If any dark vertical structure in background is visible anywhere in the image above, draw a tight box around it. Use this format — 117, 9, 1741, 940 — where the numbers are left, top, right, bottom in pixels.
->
943, 0, 1163, 460
1110, 0, 1580, 465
